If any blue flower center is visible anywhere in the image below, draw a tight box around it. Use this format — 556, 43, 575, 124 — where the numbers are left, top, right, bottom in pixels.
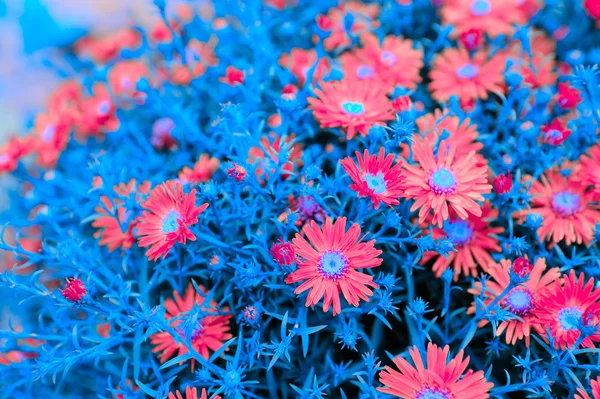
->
558, 307, 582, 331
456, 63, 479, 79
356, 65, 375, 79
443, 220, 473, 245
364, 172, 387, 195
381, 51, 397, 66
552, 191, 580, 217
42, 125, 55, 142
162, 210, 181, 234
427, 168, 457, 195
97, 100, 111, 115
470, 0, 492, 16
319, 250, 349, 280
502, 287, 534, 316
342, 101, 366, 115
415, 387, 452, 399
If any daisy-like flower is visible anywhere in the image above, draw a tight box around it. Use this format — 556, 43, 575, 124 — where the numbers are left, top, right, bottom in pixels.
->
468, 258, 560, 346
278, 48, 330, 87
319, 2, 380, 51
150, 283, 232, 370
339, 148, 404, 209
31, 113, 71, 168
219, 66, 245, 86
514, 170, 600, 245
108, 60, 150, 103
378, 343, 494, 399
580, 144, 600, 198
137, 181, 209, 261
402, 139, 491, 227
308, 79, 394, 140
575, 377, 600, 399
77, 84, 120, 137
429, 48, 505, 102
557, 82, 583, 110
340, 33, 423, 90
92, 179, 151, 252
0, 137, 32, 174
534, 270, 600, 349
421, 202, 504, 280
441, 0, 527, 38
541, 119, 571, 146
168, 387, 221, 399
285, 217, 382, 316
178, 154, 220, 184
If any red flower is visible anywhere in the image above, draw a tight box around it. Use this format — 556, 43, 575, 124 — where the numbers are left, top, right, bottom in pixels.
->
285, 217, 382, 316
220, 67, 245, 86
340, 148, 405, 209
378, 343, 494, 398
557, 82, 583, 110
512, 257, 531, 278
137, 181, 209, 261
61, 277, 86, 303
77, 84, 120, 137
493, 172, 512, 194
459, 28, 483, 51
392, 96, 412, 113
269, 238, 295, 266
227, 163, 247, 181
541, 119, 571, 146
150, 283, 232, 370
168, 387, 222, 399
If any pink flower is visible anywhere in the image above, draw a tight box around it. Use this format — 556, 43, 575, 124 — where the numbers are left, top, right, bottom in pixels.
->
220, 67, 245, 86
285, 217, 382, 316
541, 119, 571, 146
339, 148, 405, 209
557, 82, 583, 109
493, 172, 512, 194
61, 277, 86, 303
269, 238, 295, 266
512, 257, 531, 278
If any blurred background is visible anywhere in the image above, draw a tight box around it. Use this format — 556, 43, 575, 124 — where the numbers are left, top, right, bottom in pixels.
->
0, 0, 158, 139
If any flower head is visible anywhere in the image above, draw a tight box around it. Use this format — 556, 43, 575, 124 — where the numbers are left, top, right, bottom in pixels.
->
220, 66, 245, 86
168, 387, 221, 399
459, 28, 483, 51
151, 118, 178, 150
227, 163, 248, 182
378, 343, 494, 398
150, 283, 232, 370
534, 270, 600, 349
308, 79, 394, 140
108, 60, 149, 103
179, 155, 220, 184
421, 202, 503, 280
493, 172, 512, 194
137, 181, 209, 260
468, 258, 560, 346
340, 148, 404, 209
77, 84, 119, 136
557, 82, 583, 109
429, 48, 505, 103
441, 0, 527, 38
285, 217, 382, 316
269, 238, 295, 266
515, 171, 600, 245
511, 257, 531, 279
402, 139, 491, 227
61, 277, 86, 303
541, 119, 571, 146
92, 179, 151, 252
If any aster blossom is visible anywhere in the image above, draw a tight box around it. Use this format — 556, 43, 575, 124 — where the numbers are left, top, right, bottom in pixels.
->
402, 139, 492, 227
285, 217, 382, 316
468, 258, 560, 346
534, 270, 600, 349
137, 181, 209, 260
441, 0, 527, 38
150, 283, 232, 369
339, 148, 404, 209
378, 343, 494, 398
308, 79, 394, 140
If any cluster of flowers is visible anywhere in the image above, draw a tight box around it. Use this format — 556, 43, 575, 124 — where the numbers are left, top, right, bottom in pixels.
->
1, 0, 600, 398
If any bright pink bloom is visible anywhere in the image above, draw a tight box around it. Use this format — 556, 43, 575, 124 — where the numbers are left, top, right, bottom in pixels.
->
285, 217, 382, 316
61, 277, 86, 302
584, 0, 600, 24
92, 179, 151, 252
150, 283, 232, 370
392, 96, 412, 113
512, 257, 531, 278
270, 239, 295, 266
515, 170, 600, 245
468, 258, 560, 346
534, 270, 600, 349
137, 181, 209, 261
459, 28, 483, 51
227, 163, 248, 181
402, 139, 491, 227
168, 387, 221, 399
541, 119, 571, 146
340, 148, 404, 209
378, 343, 494, 398
557, 82, 583, 109
31, 113, 70, 168
493, 172, 512, 194
220, 67, 245, 86
308, 79, 394, 140
278, 48, 330, 87
576, 377, 600, 399
421, 202, 504, 280
77, 84, 120, 137
178, 154, 220, 184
